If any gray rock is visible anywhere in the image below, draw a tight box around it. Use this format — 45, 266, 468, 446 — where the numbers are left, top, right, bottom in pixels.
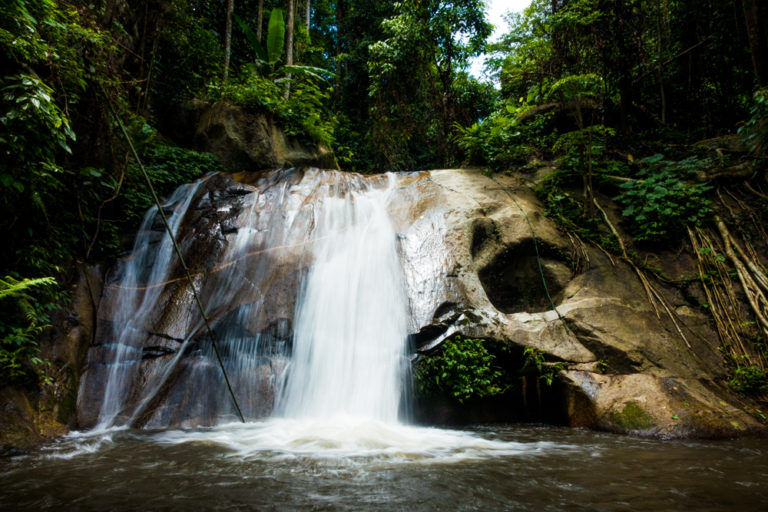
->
75, 168, 765, 438
194, 100, 337, 171
396, 169, 762, 438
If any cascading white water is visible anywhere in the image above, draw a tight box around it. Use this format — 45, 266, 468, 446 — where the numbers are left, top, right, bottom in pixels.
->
70, 168, 534, 461
95, 181, 202, 428
278, 174, 408, 422
85, 169, 412, 429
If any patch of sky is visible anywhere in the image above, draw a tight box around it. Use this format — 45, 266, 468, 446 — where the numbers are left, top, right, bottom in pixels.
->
468, 0, 531, 85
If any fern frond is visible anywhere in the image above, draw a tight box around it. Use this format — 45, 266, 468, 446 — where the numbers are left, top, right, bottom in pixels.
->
18, 297, 38, 326
0, 276, 56, 300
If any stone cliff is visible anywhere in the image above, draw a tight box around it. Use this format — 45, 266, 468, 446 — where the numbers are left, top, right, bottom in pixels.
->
72, 168, 765, 438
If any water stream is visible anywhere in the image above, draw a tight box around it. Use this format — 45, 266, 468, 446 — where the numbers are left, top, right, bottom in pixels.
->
277, 173, 408, 422
2, 425, 766, 510
82, 169, 418, 429
95, 181, 203, 428
79, 169, 485, 454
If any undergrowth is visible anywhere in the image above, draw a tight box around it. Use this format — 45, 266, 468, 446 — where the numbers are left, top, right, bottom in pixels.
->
414, 336, 504, 403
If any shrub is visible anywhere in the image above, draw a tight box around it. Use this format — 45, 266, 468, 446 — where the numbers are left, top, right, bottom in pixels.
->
0, 276, 56, 385
729, 365, 768, 395
414, 336, 504, 402
615, 154, 712, 242
739, 88, 768, 158
122, 145, 224, 223
215, 68, 335, 147
522, 346, 565, 385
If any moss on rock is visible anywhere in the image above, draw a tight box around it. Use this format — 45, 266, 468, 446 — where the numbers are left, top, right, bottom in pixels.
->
611, 402, 654, 430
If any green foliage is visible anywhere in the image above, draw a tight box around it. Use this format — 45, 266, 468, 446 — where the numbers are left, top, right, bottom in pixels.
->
217, 68, 335, 146
522, 347, 565, 386
266, 8, 286, 66
217, 5, 336, 147
119, 145, 224, 226
615, 154, 712, 242
0, 74, 74, 238
0, 0, 112, 278
454, 93, 565, 171
0, 70, 75, 272
535, 149, 627, 254
546, 73, 605, 104
729, 365, 768, 395
738, 88, 768, 158
539, 184, 616, 252
234, 13, 264, 62
1, 0, 106, 92
454, 110, 531, 170
0, 276, 55, 385
367, 0, 492, 170
487, 0, 756, 142
153, 9, 223, 102
552, 125, 615, 161
0, 276, 56, 300
0, 74, 76, 168
414, 336, 504, 403
234, 8, 285, 70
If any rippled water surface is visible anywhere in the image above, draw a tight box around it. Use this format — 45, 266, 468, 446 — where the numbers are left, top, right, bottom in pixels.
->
2, 423, 767, 511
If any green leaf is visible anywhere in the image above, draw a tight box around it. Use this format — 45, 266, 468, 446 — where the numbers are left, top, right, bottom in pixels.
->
281, 64, 334, 81
267, 8, 285, 65
0, 276, 55, 301
234, 13, 267, 62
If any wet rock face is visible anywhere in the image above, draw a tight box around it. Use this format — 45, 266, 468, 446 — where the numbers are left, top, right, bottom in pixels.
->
77, 171, 309, 429
77, 168, 763, 438
393, 170, 763, 438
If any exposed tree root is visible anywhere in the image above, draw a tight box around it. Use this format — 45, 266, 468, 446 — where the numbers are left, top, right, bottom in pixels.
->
714, 217, 768, 337
565, 231, 590, 273
689, 223, 767, 371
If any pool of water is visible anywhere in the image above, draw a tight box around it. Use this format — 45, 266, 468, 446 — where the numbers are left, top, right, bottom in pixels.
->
2, 422, 766, 511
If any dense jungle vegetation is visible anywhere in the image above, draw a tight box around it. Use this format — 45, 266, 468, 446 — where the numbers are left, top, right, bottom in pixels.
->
1, 0, 767, 399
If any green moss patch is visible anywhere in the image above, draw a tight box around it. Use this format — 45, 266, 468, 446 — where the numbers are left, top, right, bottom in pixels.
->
611, 401, 654, 430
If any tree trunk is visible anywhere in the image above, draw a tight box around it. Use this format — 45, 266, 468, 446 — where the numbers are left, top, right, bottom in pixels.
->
335, 0, 346, 101
656, 0, 667, 124
256, 0, 264, 42
305, 0, 311, 34
743, 0, 768, 87
285, 0, 295, 98
611, 0, 636, 134
223, 0, 234, 81
286, 0, 295, 67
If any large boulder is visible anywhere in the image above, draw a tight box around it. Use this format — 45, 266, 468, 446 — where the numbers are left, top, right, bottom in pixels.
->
77, 172, 304, 428
75, 168, 765, 438
394, 169, 763, 438
161, 100, 337, 171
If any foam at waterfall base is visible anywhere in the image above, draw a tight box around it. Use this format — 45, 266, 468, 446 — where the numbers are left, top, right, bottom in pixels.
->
40, 426, 129, 460
152, 417, 565, 462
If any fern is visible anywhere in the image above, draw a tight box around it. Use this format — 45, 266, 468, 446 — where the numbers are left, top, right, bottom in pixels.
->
0, 275, 55, 383
0, 276, 55, 300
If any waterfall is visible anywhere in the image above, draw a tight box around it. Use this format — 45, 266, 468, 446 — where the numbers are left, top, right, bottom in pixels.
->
68, 168, 540, 462
94, 181, 203, 428
277, 174, 408, 422
83, 169, 411, 429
